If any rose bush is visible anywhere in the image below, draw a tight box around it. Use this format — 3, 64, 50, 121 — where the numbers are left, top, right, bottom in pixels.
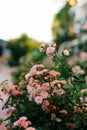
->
0, 42, 87, 130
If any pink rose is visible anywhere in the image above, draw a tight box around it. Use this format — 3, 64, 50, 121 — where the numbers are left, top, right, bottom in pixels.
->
59, 110, 68, 115
49, 42, 56, 48
6, 107, 15, 115
26, 127, 36, 130
46, 47, 56, 56
13, 117, 31, 129
42, 100, 50, 112
19, 116, 27, 121
51, 80, 59, 88
34, 96, 43, 104
12, 89, 23, 95
42, 83, 49, 91
27, 85, 33, 93
22, 121, 32, 129
30, 68, 37, 76
39, 43, 46, 52
49, 70, 60, 78
62, 49, 69, 56
81, 89, 87, 94
40, 91, 48, 99
79, 97, 84, 103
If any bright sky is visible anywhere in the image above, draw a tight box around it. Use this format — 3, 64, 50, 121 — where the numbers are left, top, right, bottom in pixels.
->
0, 0, 65, 42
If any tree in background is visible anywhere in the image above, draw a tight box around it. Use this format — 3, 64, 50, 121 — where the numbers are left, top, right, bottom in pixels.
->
52, 0, 81, 45
7, 34, 40, 66
52, 3, 75, 45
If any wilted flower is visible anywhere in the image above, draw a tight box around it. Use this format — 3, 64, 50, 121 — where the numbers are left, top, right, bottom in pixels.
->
51, 113, 56, 120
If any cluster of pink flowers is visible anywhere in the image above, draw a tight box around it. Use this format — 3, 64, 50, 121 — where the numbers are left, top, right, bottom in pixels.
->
25, 63, 67, 112
0, 82, 22, 96
13, 116, 35, 130
72, 65, 85, 75
39, 42, 56, 56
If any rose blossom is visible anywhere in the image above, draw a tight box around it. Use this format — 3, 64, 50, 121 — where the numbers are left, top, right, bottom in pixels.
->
40, 91, 48, 99
27, 85, 33, 93
59, 110, 68, 115
55, 118, 62, 122
62, 49, 69, 56
29, 64, 45, 76
12, 89, 23, 95
52, 105, 57, 110
34, 96, 43, 104
73, 106, 82, 113
26, 127, 36, 130
29, 68, 37, 76
6, 85, 23, 96
81, 89, 87, 94
60, 80, 67, 85
51, 80, 59, 88
49, 42, 57, 48
82, 24, 87, 31
49, 70, 60, 78
42, 83, 49, 91
25, 73, 30, 81
46, 46, 56, 56
22, 121, 32, 129
79, 97, 84, 103
13, 116, 31, 129
72, 65, 85, 74
42, 100, 50, 112
79, 70, 85, 75
39, 43, 46, 52
57, 89, 65, 96
36, 69, 48, 76
6, 107, 15, 115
